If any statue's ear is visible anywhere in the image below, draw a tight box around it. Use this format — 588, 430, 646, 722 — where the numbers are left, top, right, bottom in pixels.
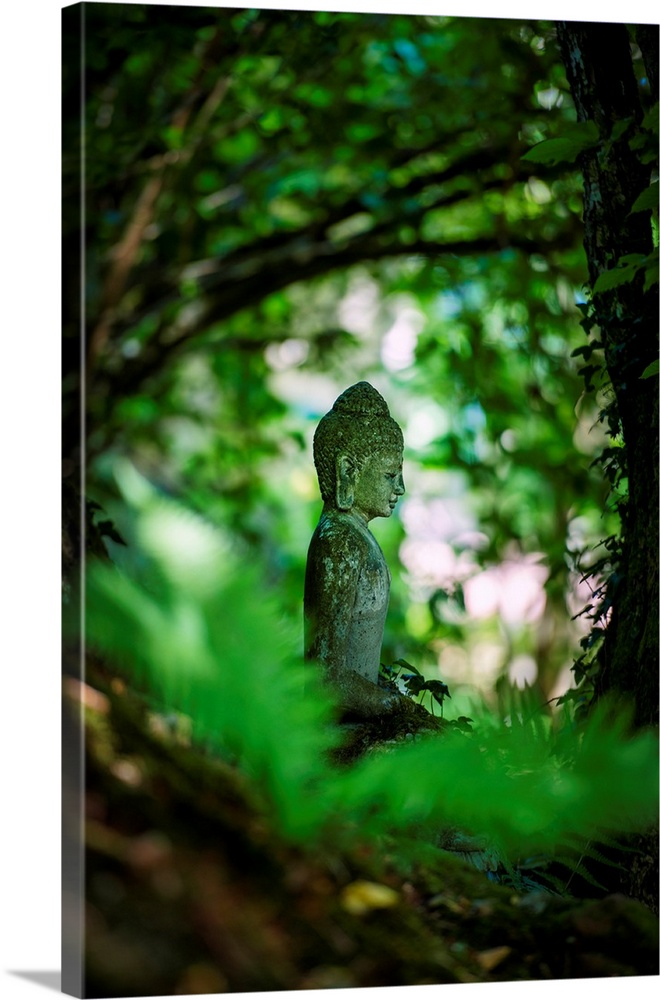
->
336, 454, 357, 510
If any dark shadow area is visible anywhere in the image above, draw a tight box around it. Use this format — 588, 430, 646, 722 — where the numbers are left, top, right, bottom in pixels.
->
9, 971, 61, 993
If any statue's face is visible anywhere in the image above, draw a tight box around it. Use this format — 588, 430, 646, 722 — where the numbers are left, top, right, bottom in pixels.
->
352, 450, 405, 522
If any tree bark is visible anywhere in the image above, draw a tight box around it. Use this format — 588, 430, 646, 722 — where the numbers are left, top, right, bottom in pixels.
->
556, 20, 658, 731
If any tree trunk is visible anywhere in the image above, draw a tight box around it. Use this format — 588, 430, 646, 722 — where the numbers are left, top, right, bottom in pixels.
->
556, 19, 658, 915
556, 20, 659, 731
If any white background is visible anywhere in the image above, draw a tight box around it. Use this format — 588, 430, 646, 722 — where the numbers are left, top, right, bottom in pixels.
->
1, 1, 656, 998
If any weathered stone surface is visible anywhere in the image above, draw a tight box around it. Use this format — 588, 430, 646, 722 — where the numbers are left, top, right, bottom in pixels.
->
304, 382, 426, 724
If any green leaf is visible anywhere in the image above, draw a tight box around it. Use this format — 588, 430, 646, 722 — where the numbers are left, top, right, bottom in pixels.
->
641, 101, 659, 136
593, 268, 635, 292
630, 181, 659, 214
522, 122, 599, 166
215, 129, 260, 163
161, 125, 184, 150
577, 364, 601, 391
571, 342, 602, 360
640, 360, 659, 380
619, 254, 647, 265
593, 255, 645, 293
610, 117, 633, 142
643, 248, 659, 292
96, 519, 128, 546
393, 658, 421, 675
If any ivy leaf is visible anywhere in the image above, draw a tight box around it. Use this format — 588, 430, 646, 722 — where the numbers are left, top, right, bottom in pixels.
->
609, 117, 633, 142
522, 122, 599, 166
97, 519, 128, 546
593, 254, 646, 293
402, 674, 426, 696
630, 181, 658, 215
425, 679, 451, 704
643, 248, 659, 292
628, 120, 659, 164
393, 658, 421, 675
578, 364, 601, 391
570, 342, 602, 360
640, 360, 659, 380
641, 101, 659, 136
451, 716, 474, 732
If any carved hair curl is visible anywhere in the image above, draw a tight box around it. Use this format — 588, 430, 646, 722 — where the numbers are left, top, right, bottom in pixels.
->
313, 382, 404, 504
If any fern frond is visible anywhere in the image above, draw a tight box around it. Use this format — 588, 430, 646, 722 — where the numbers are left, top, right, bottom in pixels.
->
79, 465, 660, 860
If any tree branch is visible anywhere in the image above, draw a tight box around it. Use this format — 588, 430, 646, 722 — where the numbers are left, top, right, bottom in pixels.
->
88, 223, 578, 435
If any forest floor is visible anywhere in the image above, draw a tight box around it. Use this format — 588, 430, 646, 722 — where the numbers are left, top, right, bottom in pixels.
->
67, 665, 659, 998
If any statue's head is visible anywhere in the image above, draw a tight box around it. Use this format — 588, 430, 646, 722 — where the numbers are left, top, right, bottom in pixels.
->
313, 382, 405, 520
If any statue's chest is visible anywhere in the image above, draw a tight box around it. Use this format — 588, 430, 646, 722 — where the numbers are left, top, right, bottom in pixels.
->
353, 535, 390, 615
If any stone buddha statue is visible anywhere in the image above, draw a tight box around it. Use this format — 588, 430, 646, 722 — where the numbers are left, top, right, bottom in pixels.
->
304, 382, 427, 725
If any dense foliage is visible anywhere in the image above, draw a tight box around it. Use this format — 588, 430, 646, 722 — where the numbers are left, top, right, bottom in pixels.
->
83, 470, 659, 863
62, 4, 660, 713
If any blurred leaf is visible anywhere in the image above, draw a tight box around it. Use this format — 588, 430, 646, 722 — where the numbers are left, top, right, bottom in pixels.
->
340, 880, 399, 915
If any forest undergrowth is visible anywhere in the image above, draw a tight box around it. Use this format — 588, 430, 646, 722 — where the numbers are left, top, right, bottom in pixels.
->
63, 461, 660, 992
81, 463, 657, 852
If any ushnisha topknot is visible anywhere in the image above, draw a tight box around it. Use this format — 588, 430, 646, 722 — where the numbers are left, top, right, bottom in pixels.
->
331, 381, 392, 418
313, 381, 403, 505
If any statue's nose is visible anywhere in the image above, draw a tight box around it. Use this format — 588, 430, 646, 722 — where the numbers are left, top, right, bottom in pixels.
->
395, 473, 405, 495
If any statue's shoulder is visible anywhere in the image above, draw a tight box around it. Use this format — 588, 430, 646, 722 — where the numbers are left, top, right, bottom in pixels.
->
311, 510, 370, 556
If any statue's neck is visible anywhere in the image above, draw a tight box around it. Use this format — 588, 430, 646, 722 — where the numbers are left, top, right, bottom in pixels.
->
348, 508, 371, 528
322, 505, 372, 529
